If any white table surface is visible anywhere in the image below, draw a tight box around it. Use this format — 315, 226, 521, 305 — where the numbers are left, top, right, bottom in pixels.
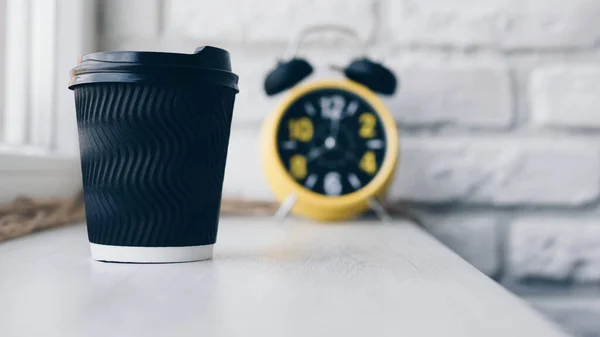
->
0, 217, 568, 337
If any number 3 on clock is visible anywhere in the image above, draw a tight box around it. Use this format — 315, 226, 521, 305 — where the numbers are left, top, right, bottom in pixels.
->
359, 113, 376, 138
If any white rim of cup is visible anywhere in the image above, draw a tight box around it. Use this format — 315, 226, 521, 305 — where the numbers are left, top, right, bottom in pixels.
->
89, 243, 214, 263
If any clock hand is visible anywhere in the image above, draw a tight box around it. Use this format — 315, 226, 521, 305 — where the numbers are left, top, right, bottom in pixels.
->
344, 149, 358, 162
307, 146, 327, 162
322, 95, 345, 143
330, 117, 340, 141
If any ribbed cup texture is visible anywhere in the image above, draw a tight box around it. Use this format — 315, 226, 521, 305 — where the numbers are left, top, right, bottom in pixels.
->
74, 83, 236, 247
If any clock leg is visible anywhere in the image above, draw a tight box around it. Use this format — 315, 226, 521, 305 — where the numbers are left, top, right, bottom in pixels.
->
274, 194, 297, 221
368, 198, 392, 223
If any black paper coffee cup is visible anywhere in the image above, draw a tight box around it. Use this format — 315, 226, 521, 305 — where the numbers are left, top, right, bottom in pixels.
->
69, 46, 239, 263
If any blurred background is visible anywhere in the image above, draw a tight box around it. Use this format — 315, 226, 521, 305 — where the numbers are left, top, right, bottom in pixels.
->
1, 0, 600, 336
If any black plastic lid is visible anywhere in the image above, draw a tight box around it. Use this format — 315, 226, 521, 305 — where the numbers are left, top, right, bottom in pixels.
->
68, 46, 239, 92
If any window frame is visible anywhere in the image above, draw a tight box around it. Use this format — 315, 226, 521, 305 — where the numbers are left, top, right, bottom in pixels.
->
0, 0, 95, 202
1, 0, 96, 155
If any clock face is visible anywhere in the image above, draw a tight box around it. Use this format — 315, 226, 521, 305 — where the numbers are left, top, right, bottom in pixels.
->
276, 88, 388, 197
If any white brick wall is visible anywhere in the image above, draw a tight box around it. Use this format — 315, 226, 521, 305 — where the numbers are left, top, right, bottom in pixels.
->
222, 128, 269, 199
509, 217, 600, 283
102, 0, 161, 39
531, 65, 600, 129
418, 212, 500, 276
99, 1, 600, 335
167, 0, 376, 43
530, 296, 600, 337
385, 0, 600, 49
392, 138, 600, 205
383, 60, 513, 127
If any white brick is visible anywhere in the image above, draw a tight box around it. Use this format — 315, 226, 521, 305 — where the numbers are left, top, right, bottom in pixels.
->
167, 0, 375, 43
419, 212, 500, 275
508, 217, 600, 283
387, 0, 600, 49
229, 50, 278, 126
383, 63, 512, 127
531, 65, 600, 129
222, 128, 273, 200
528, 296, 600, 337
101, 0, 161, 38
391, 138, 600, 205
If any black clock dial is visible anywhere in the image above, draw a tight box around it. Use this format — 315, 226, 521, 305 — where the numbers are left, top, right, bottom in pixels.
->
276, 88, 387, 196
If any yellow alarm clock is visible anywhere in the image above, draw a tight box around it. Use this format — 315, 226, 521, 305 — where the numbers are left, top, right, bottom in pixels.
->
260, 25, 399, 221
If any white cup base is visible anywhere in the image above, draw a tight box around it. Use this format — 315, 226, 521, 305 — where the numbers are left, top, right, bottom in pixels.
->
89, 243, 214, 263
